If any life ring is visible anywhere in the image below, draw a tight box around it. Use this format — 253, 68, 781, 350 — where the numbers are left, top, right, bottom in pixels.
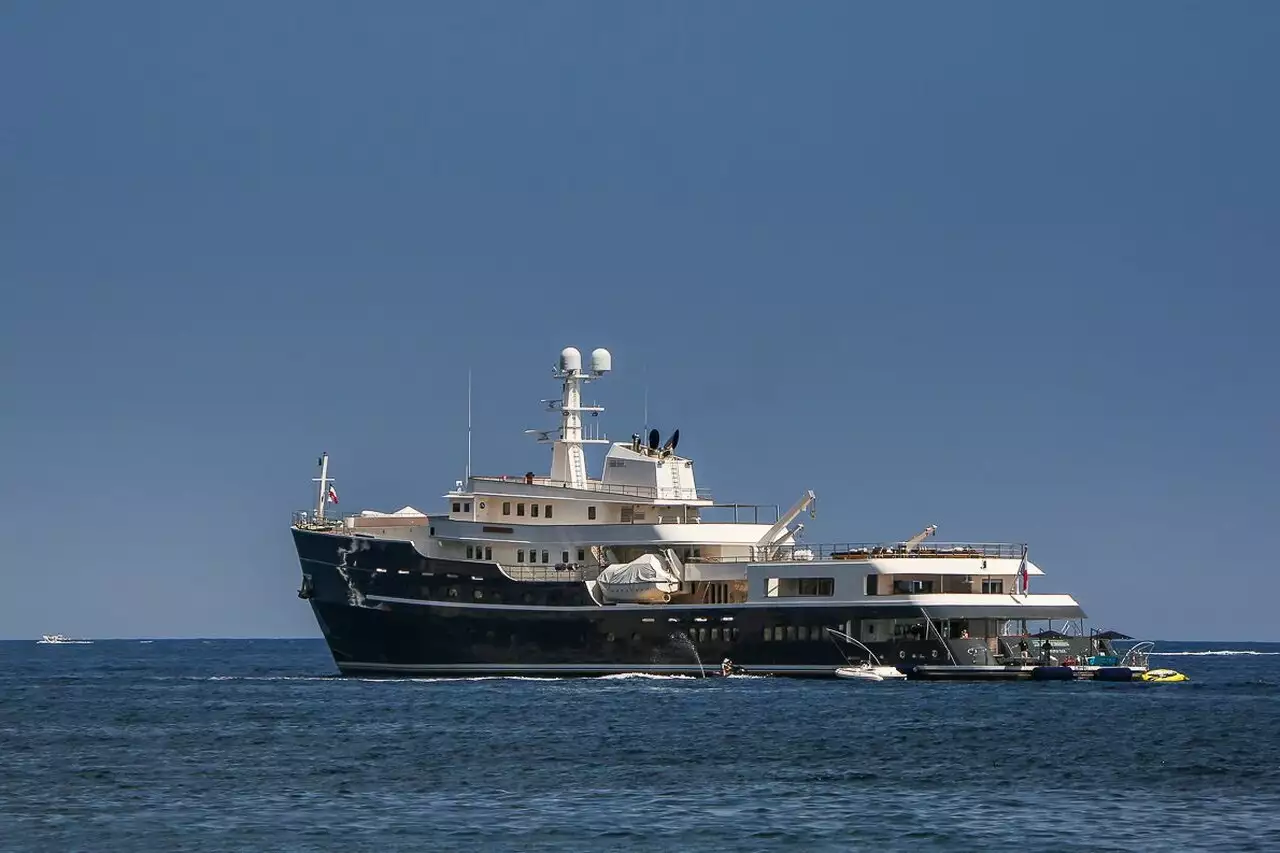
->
932, 649, 938, 659
662, 593, 672, 603
898, 650, 906, 659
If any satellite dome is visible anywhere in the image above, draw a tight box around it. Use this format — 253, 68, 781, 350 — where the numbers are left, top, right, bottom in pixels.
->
560, 347, 582, 373
590, 347, 612, 374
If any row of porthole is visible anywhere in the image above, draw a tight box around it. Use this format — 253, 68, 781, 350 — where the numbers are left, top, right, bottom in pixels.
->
421, 585, 579, 607
603, 628, 743, 643
762, 625, 839, 642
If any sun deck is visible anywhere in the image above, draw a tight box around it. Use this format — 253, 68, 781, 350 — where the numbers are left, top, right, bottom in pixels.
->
467, 475, 712, 504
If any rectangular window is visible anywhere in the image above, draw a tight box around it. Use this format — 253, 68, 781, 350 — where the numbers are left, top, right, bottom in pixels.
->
517, 550, 525, 563
982, 578, 1004, 594
465, 545, 474, 559
561, 551, 569, 564
502, 502, 511, 516
484, 547, 492, 560
893, 579, 935, 594
531, 504, 539, 518
544, 505, 553, 519
452, 502, 461, 512
577, 549, 585, 562
541, 550, 549, 564
763, 628, 772, 642
517, 504, 525, 517
587, 506, 596, 520
464, 502, 471, 512
865, 574, 877, 596
766, 577, 836, 597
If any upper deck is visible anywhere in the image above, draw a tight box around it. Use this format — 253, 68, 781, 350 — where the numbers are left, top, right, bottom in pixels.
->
759, 541, 1028, 561
466, 474, 712, 504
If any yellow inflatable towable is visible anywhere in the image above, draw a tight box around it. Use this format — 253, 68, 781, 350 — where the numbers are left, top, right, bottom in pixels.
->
1139, 668, 1189, 683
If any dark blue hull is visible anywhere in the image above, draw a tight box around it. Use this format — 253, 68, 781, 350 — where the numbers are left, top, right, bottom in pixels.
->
292, 528, 949, 677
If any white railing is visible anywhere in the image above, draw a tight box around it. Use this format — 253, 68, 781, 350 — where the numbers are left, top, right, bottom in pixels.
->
760, 542, 1028, 561
468, 475, 711, 501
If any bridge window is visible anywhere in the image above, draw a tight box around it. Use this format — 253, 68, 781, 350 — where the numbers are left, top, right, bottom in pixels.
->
502, 502, 511, 516
577, 549, 585, 562
562, 551, 569, 564
765, 577, 835, 597
464, 502, 471, 513
588, 506, 596, 520
452, 502, 461, 512
531, 504, 539, 518
982, 578, 1004, 594
545, 505, 553, 519
517, 549, 525, 563
541, 550, 549, 563
517, 504, 525, 517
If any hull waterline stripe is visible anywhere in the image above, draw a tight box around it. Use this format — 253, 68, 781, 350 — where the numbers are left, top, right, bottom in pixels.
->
334, 661, 840, 675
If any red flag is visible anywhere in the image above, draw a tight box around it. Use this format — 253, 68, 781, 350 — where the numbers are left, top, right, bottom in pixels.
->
327, 485, 339, 505
1017, 545, 1029, 593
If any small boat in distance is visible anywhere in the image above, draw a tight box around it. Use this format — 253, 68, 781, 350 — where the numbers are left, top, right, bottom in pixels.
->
37, 634, 93, 644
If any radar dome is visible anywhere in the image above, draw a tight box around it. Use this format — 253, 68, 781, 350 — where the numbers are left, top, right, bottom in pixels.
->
590, 347, 612, 374
560, 347, 582, 373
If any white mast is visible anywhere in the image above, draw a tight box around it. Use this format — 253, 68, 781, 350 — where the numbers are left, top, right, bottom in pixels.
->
546, 347, 611, 488
313, 452, 332, 520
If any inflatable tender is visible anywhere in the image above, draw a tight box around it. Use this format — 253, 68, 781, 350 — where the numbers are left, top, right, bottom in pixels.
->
1138, 668, 1189, 683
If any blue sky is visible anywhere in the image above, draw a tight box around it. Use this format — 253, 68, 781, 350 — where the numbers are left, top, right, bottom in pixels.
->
3, 3, 1276, 640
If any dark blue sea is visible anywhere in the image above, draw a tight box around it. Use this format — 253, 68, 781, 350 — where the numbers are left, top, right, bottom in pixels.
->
2, 640, 1278, 852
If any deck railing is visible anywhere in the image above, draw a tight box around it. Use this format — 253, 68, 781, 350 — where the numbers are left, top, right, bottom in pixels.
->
468, 475, 712, 502
292, 511, 346, 531
701, 540, 1029, 560
501, 564, 605, 582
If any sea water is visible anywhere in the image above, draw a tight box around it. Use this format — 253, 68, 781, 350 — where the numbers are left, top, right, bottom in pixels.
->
2, 639, 1278, 852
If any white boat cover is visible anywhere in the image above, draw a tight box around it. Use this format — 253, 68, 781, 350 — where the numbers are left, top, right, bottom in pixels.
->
596, 553, 681, 588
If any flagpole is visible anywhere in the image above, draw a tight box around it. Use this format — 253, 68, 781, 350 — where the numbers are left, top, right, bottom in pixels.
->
466, 369, 472, 482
